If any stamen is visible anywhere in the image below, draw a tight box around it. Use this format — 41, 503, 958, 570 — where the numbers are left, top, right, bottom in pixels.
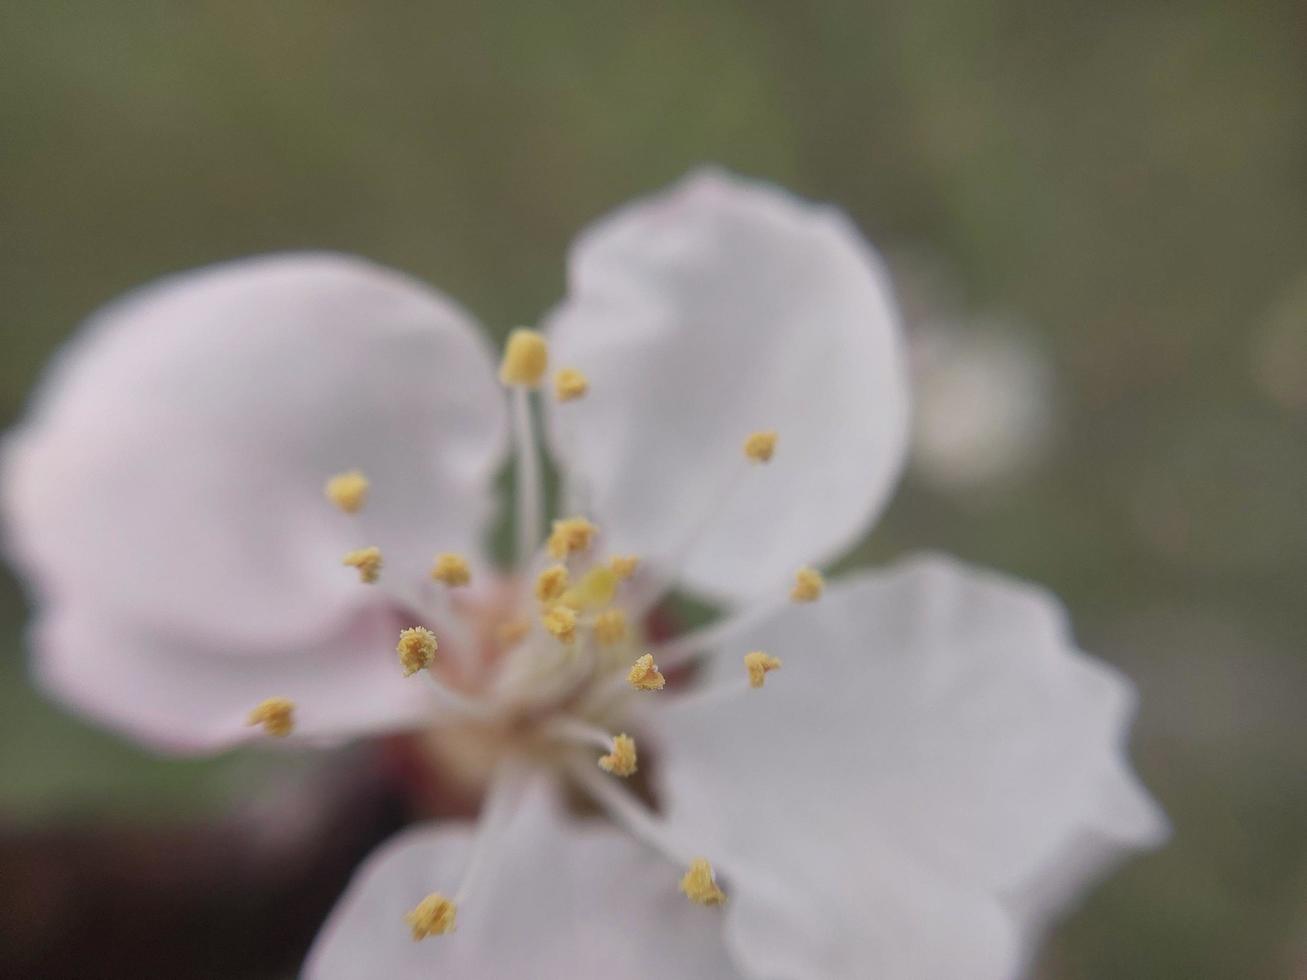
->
743, 430, 778, 463
453, 761, 525, 902
342, 546, 383, 583
397, 626, 438, 676
627, 653, 665, 691
535, 564, 570, 603
653, 603, 775, 675
680, 858, 727, 906
626, 430, 779, 621
546, 718, 637, 776
571, 761, 720, 907
553, 367, 589, 401
744, 651, 782, 688
324, 469, 369, 513
593, 608, 628, 647
498, 328, 548, 387
541, 605, 578, 644
510, 386, 544, 566
608, 554, 639, 580
598, 733, 638, 777
247, 697, 295, 737
791, 565, 824, 602
430, 552, 471, 587
401, 765, 525, 941
547, 516, 598, 560
406, 893, 457, 939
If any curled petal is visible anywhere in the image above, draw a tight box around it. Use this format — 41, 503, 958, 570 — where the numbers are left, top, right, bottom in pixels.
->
3, 253, 506, 647
2, 254, 506, 744
654, 554, 1166, 976
544, 170, 909, 602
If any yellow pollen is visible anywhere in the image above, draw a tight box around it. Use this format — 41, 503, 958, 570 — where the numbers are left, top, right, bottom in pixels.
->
744, 651, 782, 688
593, 608, 628, 647
553, 367, 589, 401
535, 564, 570, 603
342, 546, 383, 583
405, 893, 457, 939
247, 697, 295, 737
430, 552, 471, 587
598, 733, 638, 777
497, 618, 530, 649
560, 566, 618, 611
627, 653, 666, 691
325, 470, 369, 513
542, 605, 578, 644
743, 430, 778, 463
608, 554, 639, 580
680, 858, 727, 906
397, 627, 438, 676
498, 328, 548, 386
791, 566, 825, 602
548, 516, 598, 559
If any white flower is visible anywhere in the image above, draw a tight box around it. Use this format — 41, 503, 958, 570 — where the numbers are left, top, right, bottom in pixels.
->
910, 317, 1055, 493
0, 170, 1166, 979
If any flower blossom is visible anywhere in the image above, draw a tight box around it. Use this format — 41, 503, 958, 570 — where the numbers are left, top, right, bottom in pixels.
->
0, 170, 1166, 979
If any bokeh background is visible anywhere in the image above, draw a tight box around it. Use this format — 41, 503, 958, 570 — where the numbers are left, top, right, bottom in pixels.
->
2, 3, 1305, 978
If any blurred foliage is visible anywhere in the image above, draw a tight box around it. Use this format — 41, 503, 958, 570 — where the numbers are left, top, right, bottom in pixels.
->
1, 2, 1305, 977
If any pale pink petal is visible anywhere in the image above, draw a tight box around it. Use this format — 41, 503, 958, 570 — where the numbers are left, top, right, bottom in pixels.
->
544, 170, 909, 602
721, 844, 1018, 980
1003, 763, 1168, 943
306, 778, 742, 979
3, 253, 505, 651
652, 554, 1165, 975
35, 604, 430, 753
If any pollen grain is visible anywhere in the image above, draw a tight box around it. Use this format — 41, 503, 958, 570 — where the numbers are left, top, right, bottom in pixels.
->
247, 697, 295, 737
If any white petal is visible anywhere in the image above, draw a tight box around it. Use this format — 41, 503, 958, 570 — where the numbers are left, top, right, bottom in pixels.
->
1003, 763, 1168, 941
306, 778, 742, 980
34, 605, 430, 753
653, 554, 1165, 976
3, 253, 506, 653
544, 170, 908, 601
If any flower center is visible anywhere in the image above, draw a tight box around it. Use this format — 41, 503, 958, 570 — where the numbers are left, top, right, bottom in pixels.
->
248, 328, 823, 938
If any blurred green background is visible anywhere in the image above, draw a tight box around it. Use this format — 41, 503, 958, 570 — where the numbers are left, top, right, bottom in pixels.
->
2, 2, 1305, 977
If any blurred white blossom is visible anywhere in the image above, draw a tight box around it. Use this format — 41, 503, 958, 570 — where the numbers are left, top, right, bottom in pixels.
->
909, 317, 1055, 493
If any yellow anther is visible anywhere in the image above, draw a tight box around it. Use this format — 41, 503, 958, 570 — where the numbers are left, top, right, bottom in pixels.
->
430, 552, 471, 587
593, 608, 628, 647
535, 564, 570, 603
627, 653, 666, 692
553, 367, 589, 402
598, 733, 638, 777
247, 697, 295, 737
405, 893, 457, 939
559, 566, 618, 611
498, 328, 548, 386
342, 546, 383, 583
744, 651, 782, 688
542, 605, 578, 644
743, 430, 778, 463
608, 554, 639, 580
547, 516, 598, 559
325, 470, 369, 513
791, 566, 825, 603
397, 627, 438, 676
680, 858, 726, 906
